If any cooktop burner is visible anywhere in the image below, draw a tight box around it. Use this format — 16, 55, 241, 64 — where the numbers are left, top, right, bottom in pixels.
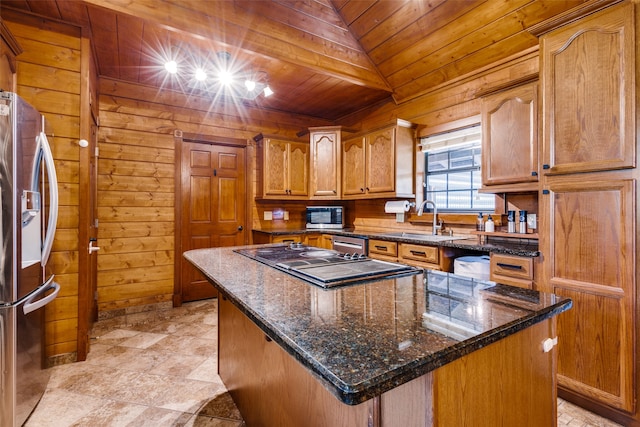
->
234, 243, 421, 288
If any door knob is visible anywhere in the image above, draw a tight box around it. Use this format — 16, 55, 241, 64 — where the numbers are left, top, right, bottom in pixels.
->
89, 239, 100, 254
237, 225, 243, 231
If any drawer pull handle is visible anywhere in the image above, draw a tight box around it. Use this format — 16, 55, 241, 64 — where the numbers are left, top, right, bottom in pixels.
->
410, 250, 426, 257
375, 245, 388, 250
497, 263, 523, 270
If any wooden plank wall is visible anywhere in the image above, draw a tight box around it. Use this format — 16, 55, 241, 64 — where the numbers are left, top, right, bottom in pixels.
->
4, 12, 82, 358
97, 78, 330, 312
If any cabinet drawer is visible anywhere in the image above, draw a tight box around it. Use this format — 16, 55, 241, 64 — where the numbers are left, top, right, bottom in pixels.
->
399, 244, 439, 264
272, 235, 304, 244
490, 254, 533, 280
369, 239, 398, 257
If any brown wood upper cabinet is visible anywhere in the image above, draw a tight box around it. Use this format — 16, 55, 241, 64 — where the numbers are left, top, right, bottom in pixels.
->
309, 126, 342, 200
256, 136, 308, 200
481, 81, 538, 190
539, 2, 637, 421
342, 120, 415, 199
540, 3, 635, 175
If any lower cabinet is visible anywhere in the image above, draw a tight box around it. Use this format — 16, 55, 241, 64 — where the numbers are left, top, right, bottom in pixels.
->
368, 239, 398, 262
252, 232, 333, 248
399, 243, 455, 272
490, 253, 535, 289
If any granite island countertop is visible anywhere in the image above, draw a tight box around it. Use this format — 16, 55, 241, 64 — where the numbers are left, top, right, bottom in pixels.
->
253, 228, 540, 257
184, 246, 570, 405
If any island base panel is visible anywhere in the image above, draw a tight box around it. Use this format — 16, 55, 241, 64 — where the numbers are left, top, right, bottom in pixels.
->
219, 296, 374, 426
431, 318, 556, 426
219, 296, 557, 427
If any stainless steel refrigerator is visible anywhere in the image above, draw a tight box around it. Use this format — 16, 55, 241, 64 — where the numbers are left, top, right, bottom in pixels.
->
0, 92, 60, 426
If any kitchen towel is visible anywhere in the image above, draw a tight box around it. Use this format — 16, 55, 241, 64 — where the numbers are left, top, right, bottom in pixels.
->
384, 200, 411, 213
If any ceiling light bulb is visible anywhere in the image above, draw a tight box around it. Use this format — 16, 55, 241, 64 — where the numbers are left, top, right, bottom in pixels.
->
164, 60, 178, 74
195, 68, 207, 81
263, 85, 274, 97
218, 70, 232, 86
245, 79, 256, 92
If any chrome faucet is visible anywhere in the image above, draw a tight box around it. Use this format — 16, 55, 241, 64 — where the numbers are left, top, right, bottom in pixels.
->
416, 200, 441, 235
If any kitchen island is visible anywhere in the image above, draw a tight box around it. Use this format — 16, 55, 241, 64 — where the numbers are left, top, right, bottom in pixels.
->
184, 246, 572, 427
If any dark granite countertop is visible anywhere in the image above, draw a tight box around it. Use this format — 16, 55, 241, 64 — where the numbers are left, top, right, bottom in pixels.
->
184, 246, 571, 405
253, 228, 540, 257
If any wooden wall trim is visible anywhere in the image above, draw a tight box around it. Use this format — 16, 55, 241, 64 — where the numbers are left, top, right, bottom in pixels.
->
181, 131, 247, 147
173, 131, 183, 307
76, 27, 91, 362
0, 18, 22, 57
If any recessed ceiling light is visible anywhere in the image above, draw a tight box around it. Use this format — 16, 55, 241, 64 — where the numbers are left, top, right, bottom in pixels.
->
245, 79, 256, 92
195, 68, 207, 81
263, 85, 274, 97
165, 60, 178, 74
218, 70, 233, 86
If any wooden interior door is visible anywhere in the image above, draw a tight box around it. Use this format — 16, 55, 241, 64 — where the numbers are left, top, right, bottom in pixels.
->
177, 138, 246, 303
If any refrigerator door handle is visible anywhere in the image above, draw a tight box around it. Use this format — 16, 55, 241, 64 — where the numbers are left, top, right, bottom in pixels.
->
37, 131, 59, 266
22, 275, 60, 315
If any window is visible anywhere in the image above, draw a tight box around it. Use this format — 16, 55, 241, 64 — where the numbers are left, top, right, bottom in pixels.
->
420, 125, 494, 212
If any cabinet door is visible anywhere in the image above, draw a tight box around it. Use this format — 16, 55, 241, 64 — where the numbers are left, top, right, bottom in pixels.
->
263, 139, 289, 196
310, 130, 341, 198
482, 82, 538, 186
288, 141, 309, 197
365, 127, 396, 194
540, 4, 635, 175
540, 176, 635, 413
342, 137, 366, 196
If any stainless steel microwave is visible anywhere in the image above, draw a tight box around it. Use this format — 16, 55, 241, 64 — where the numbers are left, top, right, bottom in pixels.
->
305, 206, 344, 229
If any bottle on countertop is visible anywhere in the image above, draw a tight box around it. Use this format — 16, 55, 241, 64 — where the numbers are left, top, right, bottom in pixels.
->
485, 215, 495, 233
519, 210, 528, 234
507, 210, 516, 233
476, 212, 484, 231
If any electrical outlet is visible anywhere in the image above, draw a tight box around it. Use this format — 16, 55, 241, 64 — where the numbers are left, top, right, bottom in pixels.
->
527, 214, 537, 230
284, 211, 289, 220
264, 211, 273, 221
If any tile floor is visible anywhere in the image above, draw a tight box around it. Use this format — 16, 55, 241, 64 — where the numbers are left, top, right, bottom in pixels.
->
27, 298, 622, 427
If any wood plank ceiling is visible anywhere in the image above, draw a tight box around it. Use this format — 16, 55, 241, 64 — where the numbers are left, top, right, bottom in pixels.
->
1, 0, 588, 121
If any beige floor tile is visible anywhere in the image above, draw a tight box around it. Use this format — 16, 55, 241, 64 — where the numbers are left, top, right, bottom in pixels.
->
148, 353, 210, 378
187, 357, 219, 383
119, 331, 168, 349
25, 389, 110, 426
152, 378, 226, 413
146, 334, 216, 357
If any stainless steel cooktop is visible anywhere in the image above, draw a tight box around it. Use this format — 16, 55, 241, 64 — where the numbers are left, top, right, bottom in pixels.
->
234, 243, 421, 288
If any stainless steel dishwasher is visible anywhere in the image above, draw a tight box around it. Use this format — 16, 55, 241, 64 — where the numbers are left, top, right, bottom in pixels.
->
331, 235, 368, 255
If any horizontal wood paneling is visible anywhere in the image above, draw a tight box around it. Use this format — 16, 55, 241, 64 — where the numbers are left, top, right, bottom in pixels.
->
44, 318, 78, 355
98, 250, 173, 271
97, 236, 174, 255
98, 221, 174, 238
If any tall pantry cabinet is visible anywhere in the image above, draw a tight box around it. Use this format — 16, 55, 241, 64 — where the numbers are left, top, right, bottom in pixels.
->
537, 2, 638, 424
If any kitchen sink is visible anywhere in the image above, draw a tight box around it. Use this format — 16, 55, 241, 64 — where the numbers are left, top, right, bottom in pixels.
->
376, 232, 471, 242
